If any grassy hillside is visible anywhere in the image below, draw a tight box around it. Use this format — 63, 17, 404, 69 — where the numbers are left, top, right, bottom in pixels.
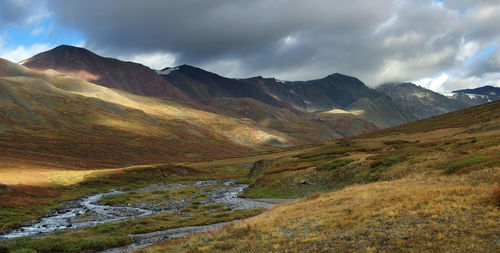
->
0, 58, 293, 169
143, 101, 500, 252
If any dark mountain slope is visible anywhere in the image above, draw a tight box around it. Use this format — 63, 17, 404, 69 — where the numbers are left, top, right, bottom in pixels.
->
240, 75, 416, 127
21, 45, 189, 100
159, 65, 287, 108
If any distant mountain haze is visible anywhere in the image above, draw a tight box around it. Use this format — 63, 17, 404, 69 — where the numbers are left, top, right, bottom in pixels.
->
451, 85, 500, 106
376, 82, 467, 120
376, 82, 497, 120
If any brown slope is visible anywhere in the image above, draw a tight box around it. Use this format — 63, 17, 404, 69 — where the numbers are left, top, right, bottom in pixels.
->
21, 45, 189, 101
0, 58, 296, 169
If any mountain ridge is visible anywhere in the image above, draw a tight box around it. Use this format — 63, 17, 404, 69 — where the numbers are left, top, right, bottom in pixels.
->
21, 45, 190, 101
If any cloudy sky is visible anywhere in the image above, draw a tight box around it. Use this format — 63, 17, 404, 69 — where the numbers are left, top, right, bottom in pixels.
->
0, 0, 499, 93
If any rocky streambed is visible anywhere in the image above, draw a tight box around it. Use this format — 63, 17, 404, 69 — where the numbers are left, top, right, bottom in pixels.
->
0, 179, 272, 240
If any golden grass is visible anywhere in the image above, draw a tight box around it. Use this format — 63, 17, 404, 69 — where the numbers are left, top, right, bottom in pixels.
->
143, 168, 500, 252
183, 145, 318, 170
0, 164, 85, 187
142, 102, 500, 252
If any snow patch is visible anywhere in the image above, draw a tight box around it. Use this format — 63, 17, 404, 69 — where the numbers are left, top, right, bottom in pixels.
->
155, 67, 179, 75
464, 93, 488, 100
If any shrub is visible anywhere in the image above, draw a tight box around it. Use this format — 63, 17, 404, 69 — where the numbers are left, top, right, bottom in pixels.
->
444, 156, 486, 174
383, 140, 410, 145
318, 159, 354, 171
382, 157, 401, 167
370, 157, 401, 169
306, 193, 321, 200
492, 184, 500, 207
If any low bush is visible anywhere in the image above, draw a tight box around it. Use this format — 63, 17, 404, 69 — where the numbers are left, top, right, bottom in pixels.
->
442, 156, 486, 174
318, 159, 354, 171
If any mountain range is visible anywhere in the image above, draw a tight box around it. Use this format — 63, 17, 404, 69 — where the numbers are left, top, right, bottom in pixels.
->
1, 45, 499, 252
376, 82, 499, 120
0, 45, 495, 168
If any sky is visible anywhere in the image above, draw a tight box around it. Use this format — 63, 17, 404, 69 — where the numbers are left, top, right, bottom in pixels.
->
0, 0, 499, 93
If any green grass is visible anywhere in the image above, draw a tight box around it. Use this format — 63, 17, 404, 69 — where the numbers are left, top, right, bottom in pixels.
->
438, 156, 488, 174
317, 159, 354, 171
98, 185, 226, 206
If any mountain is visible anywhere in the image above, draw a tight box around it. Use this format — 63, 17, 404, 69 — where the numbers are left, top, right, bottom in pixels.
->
0, 58, 292, 168
161, 67, 416, 127
243, 75, 416, 127
451, 85, 500, 106
20, 45, 190, 101
242, 74, 380, 111
158, 65, 288, 108
376, 82, 467, 119
19, 45, 415, 144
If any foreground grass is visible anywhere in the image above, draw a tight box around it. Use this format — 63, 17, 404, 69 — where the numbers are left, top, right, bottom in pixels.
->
142, 169, 500, 252
0, 204, 264, 253
140, 102, 500, 252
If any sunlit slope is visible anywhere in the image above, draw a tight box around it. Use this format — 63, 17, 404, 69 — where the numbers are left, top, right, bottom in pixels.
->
145, 101, 500, 253
0, 58, 290, 168
241, 100, 500, 198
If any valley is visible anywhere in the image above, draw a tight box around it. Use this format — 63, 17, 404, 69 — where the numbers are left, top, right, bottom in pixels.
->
0, 45, 498, 253
1, 99, 498, 252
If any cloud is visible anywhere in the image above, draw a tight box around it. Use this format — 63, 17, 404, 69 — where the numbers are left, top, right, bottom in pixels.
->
120, 51, 177, 70
1, 0, 496, 92
0, 0, 50, 28
414, 72, 450, 93
0, 43, 51, 63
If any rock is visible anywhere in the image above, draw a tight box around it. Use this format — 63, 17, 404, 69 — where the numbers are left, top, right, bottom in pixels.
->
20, 220, 34, 226
249, 160, 272, 177
300, 180, 309, 185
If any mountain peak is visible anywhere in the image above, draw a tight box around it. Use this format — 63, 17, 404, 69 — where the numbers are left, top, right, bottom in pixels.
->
324, 73, 362, 83
34, 45, 98, 59
21, 45, 190, 100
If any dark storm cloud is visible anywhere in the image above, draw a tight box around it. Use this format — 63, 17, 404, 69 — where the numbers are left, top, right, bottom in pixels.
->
43, 0, 500, 89
0, 0, 48, 28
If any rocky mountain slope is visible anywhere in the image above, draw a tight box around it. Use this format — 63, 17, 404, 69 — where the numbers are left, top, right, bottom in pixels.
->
450, 85, 500, 106
160, 65, 416, 127
376, 82, 467, 119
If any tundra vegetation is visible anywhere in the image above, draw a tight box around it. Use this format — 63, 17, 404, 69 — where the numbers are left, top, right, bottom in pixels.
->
0, 101, 499, 252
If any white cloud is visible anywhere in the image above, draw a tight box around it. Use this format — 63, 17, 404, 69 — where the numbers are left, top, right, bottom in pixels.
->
30, 26, 45, 36
456, 40, 479, 62
120, 51, 177, 70
414, 72, 449, 93
0, 43, 52, 63
1, 0, 497, 93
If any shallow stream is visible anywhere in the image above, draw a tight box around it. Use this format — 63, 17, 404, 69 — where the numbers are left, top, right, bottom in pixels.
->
0, 179, 271, 240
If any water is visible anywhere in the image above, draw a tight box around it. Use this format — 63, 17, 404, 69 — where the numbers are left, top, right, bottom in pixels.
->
100, 221, 236, 253
0, 190, 154, 239
0, 180, 271, 240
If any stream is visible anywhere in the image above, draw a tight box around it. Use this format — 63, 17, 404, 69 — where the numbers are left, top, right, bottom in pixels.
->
0, 179, 272, 241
